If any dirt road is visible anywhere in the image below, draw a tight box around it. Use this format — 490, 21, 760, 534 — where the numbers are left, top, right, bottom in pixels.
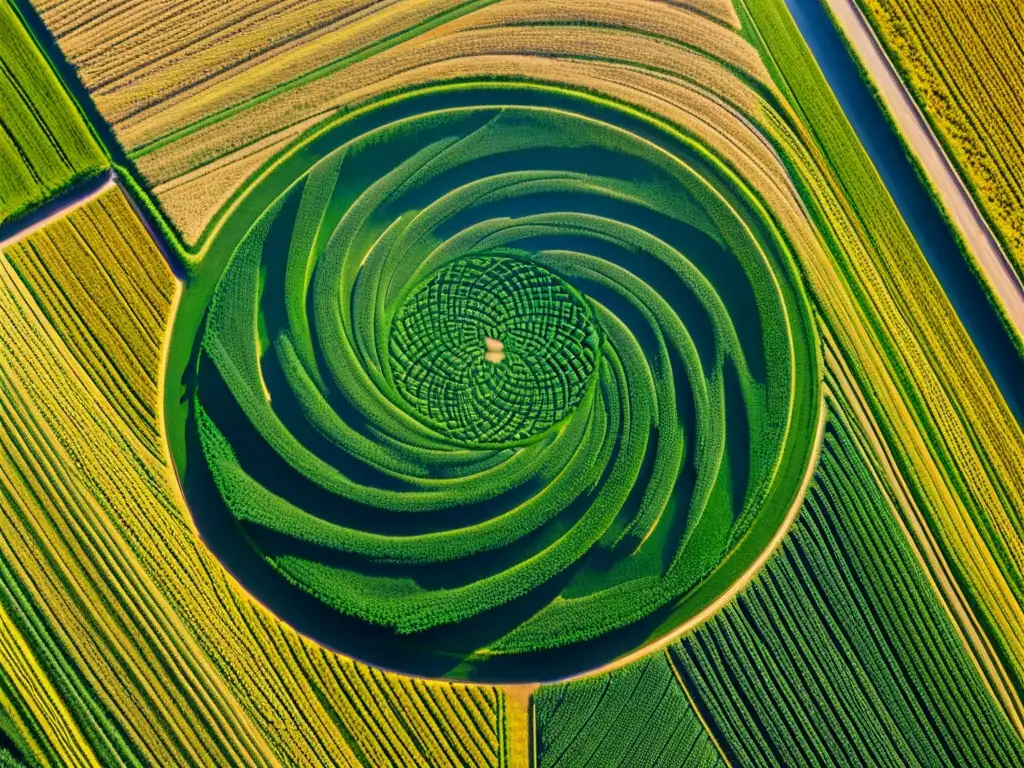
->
824, 0, 1024, 337
0, 170, 115, 251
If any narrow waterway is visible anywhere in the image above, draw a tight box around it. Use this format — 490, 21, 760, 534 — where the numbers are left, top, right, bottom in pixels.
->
784, 0, 1024, 427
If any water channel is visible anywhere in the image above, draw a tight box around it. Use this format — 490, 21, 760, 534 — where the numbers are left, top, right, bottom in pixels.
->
784, 0, 1024, 427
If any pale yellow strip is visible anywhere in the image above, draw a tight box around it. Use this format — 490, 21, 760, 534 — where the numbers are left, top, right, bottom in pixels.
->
0, 598, 101, 768
502, 684, 536, 768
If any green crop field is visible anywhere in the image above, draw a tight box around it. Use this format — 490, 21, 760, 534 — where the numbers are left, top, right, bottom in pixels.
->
181, 90, 821, 677
672, 370, 1024, 766
0, 2, 104, 224
535, 654, 724, 767
0, 0, 1022, 764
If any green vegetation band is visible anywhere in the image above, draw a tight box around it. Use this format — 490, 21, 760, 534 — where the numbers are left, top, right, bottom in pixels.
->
184, 85, 819, 678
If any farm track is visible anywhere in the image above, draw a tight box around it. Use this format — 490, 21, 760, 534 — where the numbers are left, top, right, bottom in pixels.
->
824, 0, 1024, 338
0, 170, 114, 251
0, 168, 187, 282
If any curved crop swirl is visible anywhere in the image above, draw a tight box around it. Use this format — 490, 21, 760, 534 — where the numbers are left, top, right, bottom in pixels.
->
183, 85, 820, 679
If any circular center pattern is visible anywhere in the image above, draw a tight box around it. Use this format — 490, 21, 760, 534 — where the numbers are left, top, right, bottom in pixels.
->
388, 255, 600, 445
174, 84, 821, 681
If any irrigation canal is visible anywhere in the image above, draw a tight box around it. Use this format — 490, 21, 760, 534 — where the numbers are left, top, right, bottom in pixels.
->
784, 0, 1024, 428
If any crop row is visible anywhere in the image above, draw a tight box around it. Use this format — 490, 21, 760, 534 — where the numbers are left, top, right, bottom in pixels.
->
858, 0, 1024, 281
3, 189, 170, 455
670, 393, 1024, 767
742, 0, 1024, 705
0, 1, 104, 225
31, 0, 773, 244
534, 654, 724, 768
0, 188, 504, 766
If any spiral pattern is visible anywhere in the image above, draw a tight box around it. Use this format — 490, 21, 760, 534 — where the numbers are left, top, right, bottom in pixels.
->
389, 254, 600, 445
188, 85, 818, 676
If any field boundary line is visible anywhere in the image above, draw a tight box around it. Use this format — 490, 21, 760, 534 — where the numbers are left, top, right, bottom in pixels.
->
113, 176, 189, 279
665, 648, 733, 767
522, 684, 539, 768
823, 0, 1024, 340
500, 683, 536, 768
530, 690, 537, 768
0, 170, 114, 251
544, 389, 827, 685
821, 325, 1024, 738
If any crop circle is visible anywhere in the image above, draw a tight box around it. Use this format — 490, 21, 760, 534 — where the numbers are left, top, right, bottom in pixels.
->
174, 84, 821, 681
388, 254, 600, 445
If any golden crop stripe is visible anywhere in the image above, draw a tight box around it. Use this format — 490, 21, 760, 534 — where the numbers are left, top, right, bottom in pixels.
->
0, 601, 101, 767
859, 0, 1024, 279
0, 266, 277, 767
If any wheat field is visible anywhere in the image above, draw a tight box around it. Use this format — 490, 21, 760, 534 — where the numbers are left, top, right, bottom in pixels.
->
2, 0, 1023, 763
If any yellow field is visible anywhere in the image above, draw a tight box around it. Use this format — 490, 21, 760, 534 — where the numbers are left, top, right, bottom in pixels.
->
32, 0, 755, 243
9, 0, 1024, 756
0, 599, 98, 767
0, 187, 505, 767
857, 0, 1024, 282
